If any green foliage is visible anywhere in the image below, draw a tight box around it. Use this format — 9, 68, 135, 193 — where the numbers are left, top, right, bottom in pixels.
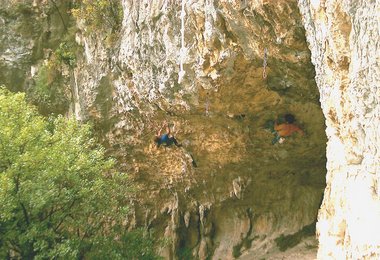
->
13, 2, 34, 16
178, 246, 193, 260
29, 36, 78, 114
72, 0, 123, 36
0, 88, 160, 259
55, 42, 76, 67
87, 229, 162, 260
232, 244, 242, 258
275, 223, 316, 251
28, 61, 69, 115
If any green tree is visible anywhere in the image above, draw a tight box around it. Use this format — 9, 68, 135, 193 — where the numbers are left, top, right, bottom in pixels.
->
0, 88, 160, 259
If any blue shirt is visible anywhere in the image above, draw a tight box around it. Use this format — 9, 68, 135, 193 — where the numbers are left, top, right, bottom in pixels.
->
158, 134, 169, 145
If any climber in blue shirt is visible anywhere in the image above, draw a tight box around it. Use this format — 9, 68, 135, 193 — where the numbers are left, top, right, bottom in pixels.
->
154, 122, 181, 147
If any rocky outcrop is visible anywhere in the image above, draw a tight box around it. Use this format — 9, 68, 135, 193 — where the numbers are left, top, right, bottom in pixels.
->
102, 1, 326, 258
0, 0, 73, 91
1, 0, 329, 259
298, 0, 380, 259
5, 0, 380, 259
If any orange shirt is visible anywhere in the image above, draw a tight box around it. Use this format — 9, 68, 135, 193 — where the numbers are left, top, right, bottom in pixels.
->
274, 123, 304, 137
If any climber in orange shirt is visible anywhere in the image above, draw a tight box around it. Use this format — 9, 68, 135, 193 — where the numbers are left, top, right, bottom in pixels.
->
275, 120, 303, 137
267, 114, 304, 144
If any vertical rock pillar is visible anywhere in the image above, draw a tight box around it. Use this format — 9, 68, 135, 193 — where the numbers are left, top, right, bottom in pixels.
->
298, 0, 380, 258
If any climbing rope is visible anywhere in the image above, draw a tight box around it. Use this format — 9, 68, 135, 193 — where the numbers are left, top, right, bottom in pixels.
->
178, 0, 186, 84
205, 101, 210, 117
263, 47, 268, 79
205, 93, 210, 116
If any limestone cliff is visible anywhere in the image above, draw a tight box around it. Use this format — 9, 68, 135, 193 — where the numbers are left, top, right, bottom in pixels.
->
0, 0, 73, 90
1, 0, 330, 259
77, 1, 326, 258
0, 0, 77, 115
298, 0, 380, 259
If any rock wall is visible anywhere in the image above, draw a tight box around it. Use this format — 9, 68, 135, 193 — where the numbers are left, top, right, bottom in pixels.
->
1, 0, 329, 259
0, 0, 73, 91
298, 0, 380, 259
82, 1, 326, 258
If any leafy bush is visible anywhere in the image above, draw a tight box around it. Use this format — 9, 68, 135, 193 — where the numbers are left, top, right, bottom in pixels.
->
55, 42, 76, 67
28, 62, 69, 115
178, 246, 193, 260
28, 38, 79, 115
71, 0, 123, 34
0, 88, 160, 259
275, 223, 316, 251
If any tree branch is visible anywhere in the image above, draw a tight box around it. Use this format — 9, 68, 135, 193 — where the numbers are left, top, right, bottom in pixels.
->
20, 202, 30, 226
53, 199, 77, 232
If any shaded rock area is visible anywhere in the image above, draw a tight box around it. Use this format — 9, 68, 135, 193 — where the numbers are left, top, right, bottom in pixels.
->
241, 236, 318, 260
1, 0, 328, 259
0, 0, 74, 91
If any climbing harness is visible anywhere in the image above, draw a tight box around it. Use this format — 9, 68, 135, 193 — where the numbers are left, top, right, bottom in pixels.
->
263, 47, 268, 79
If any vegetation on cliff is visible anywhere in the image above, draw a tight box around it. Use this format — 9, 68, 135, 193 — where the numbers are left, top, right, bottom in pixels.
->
71, 0, 123, 37
0, 88, 160, 259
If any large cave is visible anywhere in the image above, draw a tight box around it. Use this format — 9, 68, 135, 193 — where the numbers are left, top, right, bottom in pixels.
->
1, 0, 379, 259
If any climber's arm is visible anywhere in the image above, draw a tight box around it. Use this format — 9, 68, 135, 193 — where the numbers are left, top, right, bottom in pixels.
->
156, 125, 164, 137
296, 126, 304, 136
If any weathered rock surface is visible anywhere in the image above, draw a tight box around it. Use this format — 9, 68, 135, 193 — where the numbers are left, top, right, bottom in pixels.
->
298, 0, 380, 259
73, 1, 327, 258
0, 0, 73, 91
1, 0, 329, 259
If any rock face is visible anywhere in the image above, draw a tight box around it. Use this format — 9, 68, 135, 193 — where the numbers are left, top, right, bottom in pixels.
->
1, 0, 329, 259
73, 0, 327, 258
298, 0, 380, 259
0, 0, 73, 91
